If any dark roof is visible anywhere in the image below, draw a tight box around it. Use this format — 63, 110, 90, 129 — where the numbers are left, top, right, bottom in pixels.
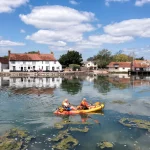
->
0, 57, 9, 64
9, 53, 56, 61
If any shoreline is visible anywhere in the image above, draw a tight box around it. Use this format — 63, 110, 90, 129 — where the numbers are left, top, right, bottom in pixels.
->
0, 71, 90, 77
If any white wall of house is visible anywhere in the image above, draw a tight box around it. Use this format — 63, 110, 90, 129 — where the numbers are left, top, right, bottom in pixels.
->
109, 67, 130, 72
9, 77, 62, 88
0, 63, 1, 72
9, 61, 62, 72
86, 61, 97, 69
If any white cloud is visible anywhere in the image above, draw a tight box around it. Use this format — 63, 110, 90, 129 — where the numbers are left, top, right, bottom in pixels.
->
26, 29, 83, 43
0, 40, 25, 46
104, 18, 150, 38
20, 29, 26, 33
69, 0, 79, 5
89, 34, 133, 44
105, 0, 129, 6
135, 0, 150, 6
123, 45, 150, 58
21, 5, 98, 50
19, 5, 95, 29
0, 0, 29, 13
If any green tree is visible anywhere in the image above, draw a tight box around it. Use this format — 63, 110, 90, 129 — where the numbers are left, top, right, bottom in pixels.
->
94, 49, 112, 68
27, 51, 39, 54
113, 54, 133, 62
135, 57, 144, 60
87, 57, 94, 61
59, 50, 83, 67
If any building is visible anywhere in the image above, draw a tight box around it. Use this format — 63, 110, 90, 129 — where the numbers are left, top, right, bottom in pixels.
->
8, 50, 62, 72
0, 57, 9, 72
107, 62, 131, 73
131, 60, 150, 71
84, 61, 98, 70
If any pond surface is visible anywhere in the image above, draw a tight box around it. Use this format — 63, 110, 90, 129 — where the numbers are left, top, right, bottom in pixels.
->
0, 75, 150, 150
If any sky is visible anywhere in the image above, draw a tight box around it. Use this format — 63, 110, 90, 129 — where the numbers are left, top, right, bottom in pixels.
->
0, 0, 150, 60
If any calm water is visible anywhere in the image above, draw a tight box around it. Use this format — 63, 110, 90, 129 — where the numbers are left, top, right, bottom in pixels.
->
0, 75, 150, 150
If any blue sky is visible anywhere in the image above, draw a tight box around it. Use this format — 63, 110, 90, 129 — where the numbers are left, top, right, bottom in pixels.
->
0, 0, 150, 60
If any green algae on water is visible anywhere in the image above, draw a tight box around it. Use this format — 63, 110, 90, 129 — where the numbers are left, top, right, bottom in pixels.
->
70, 126, 89, 132
0, 128, 33, 150
119, 118, 150, 132
52, 135, 79, 150
97, 141, 114, 149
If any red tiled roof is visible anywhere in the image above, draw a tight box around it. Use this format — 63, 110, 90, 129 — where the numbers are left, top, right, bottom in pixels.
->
107, 62, 131, 68
9, 53, 56, 61
133, 60, 149, 68
0, 57, 9, 64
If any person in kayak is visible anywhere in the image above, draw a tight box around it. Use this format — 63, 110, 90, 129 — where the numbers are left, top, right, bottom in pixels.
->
62, 99, 76, 111
79, 98, 96, 110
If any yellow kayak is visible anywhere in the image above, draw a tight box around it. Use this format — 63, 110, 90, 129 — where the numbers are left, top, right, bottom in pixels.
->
54, 102, 104, 115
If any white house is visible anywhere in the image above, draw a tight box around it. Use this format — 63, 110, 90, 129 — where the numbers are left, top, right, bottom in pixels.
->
85, 61, 98, 70
107, 62, 131, 72
8, 50, 62, 72
0, 57, 9, 72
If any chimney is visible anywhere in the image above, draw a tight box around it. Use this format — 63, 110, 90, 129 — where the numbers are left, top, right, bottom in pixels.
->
50, 51, 54, 55
38, 50, 40, 54
8, 50, 11, 60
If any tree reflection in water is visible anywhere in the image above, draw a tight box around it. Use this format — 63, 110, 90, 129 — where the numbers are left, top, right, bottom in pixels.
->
61, 77, 82, 95
93, 76, 111, 94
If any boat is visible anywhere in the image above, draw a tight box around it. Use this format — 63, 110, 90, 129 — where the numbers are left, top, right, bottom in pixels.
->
54, 102, 105, 115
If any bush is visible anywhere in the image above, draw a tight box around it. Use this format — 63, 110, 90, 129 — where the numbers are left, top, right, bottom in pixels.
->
69, 64, 80, 71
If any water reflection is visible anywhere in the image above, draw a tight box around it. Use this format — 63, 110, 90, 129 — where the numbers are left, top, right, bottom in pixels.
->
0, 75, 150, 150
93, 76, 111, 93
61, 76, 83, 95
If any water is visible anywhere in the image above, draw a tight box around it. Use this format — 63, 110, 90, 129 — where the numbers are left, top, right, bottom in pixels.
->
0, 75, 150, 150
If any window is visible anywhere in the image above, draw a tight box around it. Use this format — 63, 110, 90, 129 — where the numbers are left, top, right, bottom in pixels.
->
54, 61, 56, 64
45, 61, 49, 64
28, 67, 30, 69
23, 61, 26, 64
115, 67, 118, 69
11, 61, 15, 64
57, 67, 60, 69
32, 61, 36, 65
123, 68, 125, 69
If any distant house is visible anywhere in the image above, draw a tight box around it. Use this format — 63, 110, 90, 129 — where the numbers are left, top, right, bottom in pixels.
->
84, 61, 98, 70
0, 57, 9, 72
107, 62, 131, 72
8, 50, 62, 72
132, 60, 150, 71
